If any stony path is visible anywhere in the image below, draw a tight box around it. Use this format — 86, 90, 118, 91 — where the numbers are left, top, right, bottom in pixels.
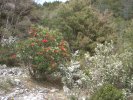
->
0, 65, 67, 100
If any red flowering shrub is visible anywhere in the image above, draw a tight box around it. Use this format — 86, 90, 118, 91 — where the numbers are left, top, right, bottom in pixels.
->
17, 25, 70, 78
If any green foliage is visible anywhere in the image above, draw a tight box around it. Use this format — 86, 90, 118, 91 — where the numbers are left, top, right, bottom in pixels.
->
43, 1, 61, 10
124, 20, 133, 49
93, 0, 133, 19
37, 0, 117, 54
56, 0, 116, 53
90, 84, 124, 100
17, 25, 70, 78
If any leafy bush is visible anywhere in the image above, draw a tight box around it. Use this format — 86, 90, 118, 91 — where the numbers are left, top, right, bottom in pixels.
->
56, 0, 116, 53
38, 0, 117, 54
90, 84, 124, 100
17, 25, 70, 79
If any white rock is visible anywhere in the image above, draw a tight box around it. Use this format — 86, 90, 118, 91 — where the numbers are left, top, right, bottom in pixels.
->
63, 86, 70, 95
2, 64, 7, 68
50, 88, 59, 93
14, 79, 21, 86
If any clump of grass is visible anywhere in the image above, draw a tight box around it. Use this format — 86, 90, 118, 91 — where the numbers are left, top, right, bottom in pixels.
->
0, 78, 14, 93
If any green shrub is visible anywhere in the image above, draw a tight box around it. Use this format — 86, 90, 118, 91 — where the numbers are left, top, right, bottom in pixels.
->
56, 0, 116, 54
17, 25, 70, 79
91, 84, 124, 100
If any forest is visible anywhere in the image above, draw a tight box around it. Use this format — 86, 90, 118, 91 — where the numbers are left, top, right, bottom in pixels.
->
0, 0, 133, 99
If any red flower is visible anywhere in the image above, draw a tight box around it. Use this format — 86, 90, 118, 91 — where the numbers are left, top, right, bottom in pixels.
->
61, 48, 65, 51
61, 47, 66, 52
42, 39, 48, 43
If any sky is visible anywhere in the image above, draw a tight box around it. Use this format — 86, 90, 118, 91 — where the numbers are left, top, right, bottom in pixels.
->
34, 0, 68, 5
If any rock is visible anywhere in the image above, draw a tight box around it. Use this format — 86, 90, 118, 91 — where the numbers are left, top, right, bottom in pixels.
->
0, 65, 67, 100
0, 90, 5, 95
76, 79, 82, 85
14, 88, 24, 94
50, 88, 59, 93
63, 86, 70, 95
15, 79, 21, 85
10, 79, 21, 86
8, 70, 14, 75
17, 71, 22, 76
39, 88, 50, 93
1, 64, 7, 69
22, 93, 44, 100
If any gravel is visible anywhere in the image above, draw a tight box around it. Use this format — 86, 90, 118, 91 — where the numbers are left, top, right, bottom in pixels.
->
0, 64, 67, 100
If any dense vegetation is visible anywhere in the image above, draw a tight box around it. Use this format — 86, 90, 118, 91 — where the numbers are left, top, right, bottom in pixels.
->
0, 0, 133, 99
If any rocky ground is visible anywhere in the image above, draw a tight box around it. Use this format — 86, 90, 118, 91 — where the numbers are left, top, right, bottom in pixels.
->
0, 65, 67, 100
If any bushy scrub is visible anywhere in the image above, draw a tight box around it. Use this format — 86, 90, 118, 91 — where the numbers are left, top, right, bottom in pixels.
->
61, 41, 132, 99
0, 36, 18, 66
90, 84, 124, 100
124, 19, 133, 50
84, 41, 133, 96
17, 25, 70, 79
60, 51, 90, 100
57, 0, 116, 54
